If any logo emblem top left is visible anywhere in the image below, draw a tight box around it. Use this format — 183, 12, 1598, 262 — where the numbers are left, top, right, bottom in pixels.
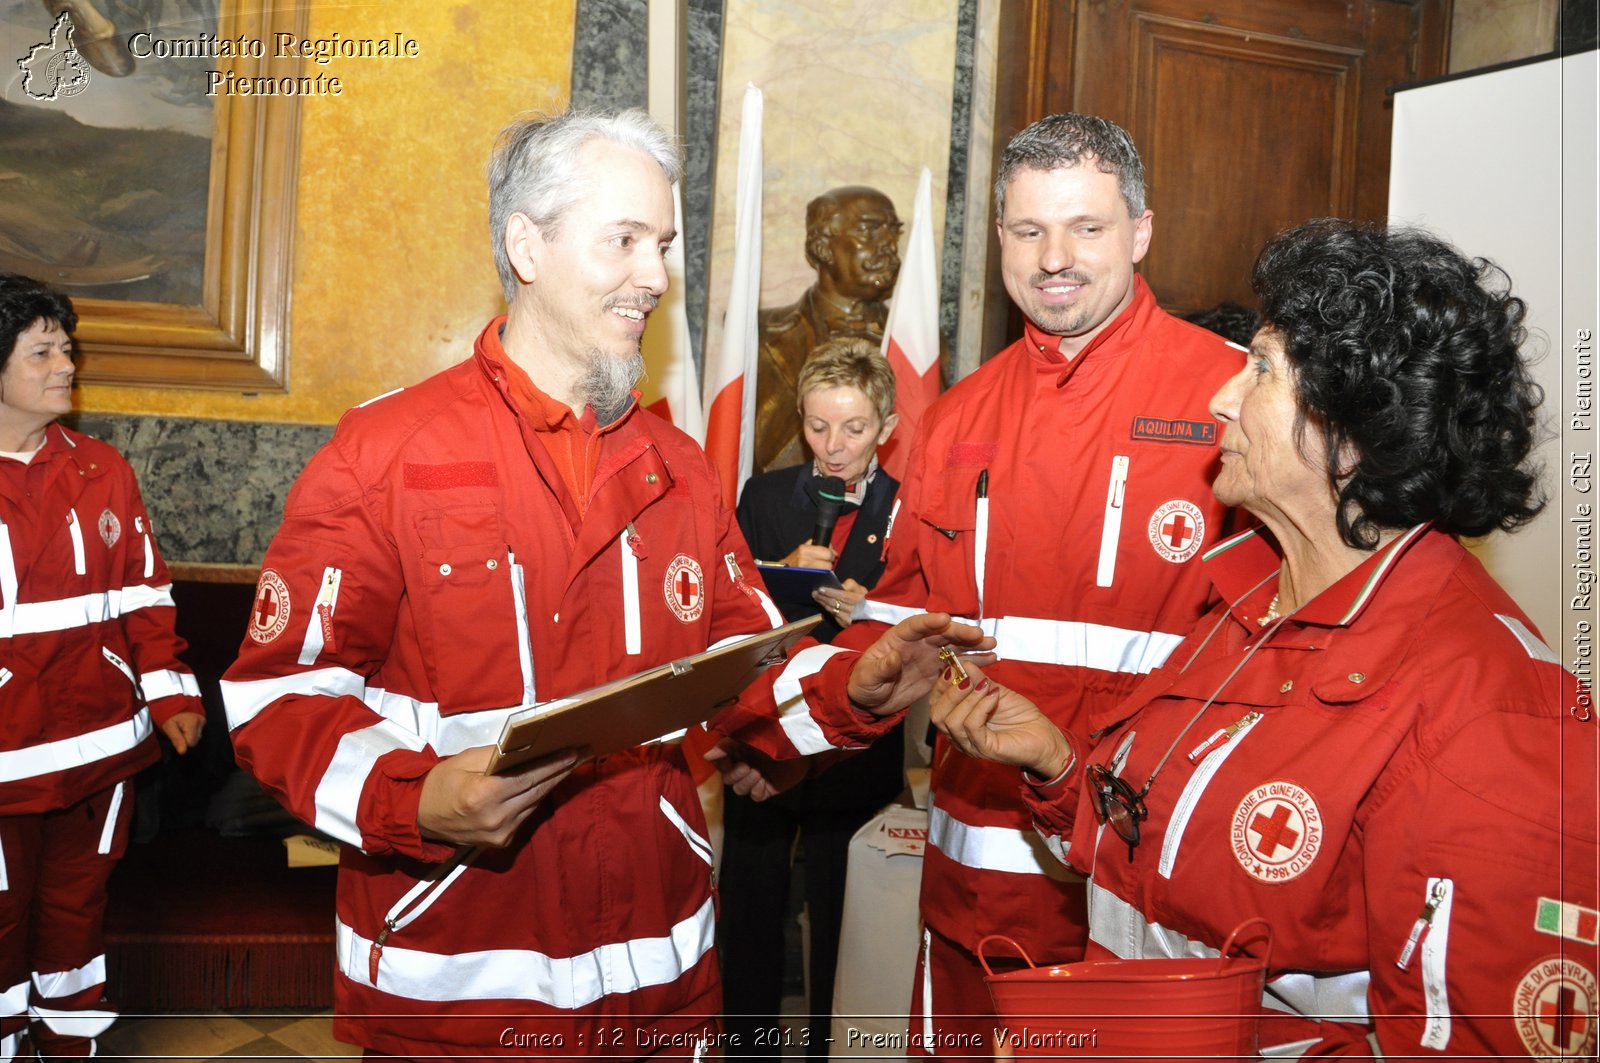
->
249, 569, 292, 644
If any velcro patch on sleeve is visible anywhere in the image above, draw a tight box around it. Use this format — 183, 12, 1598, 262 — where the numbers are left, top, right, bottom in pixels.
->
947, 441, 999, 467
403, 462, 498, 490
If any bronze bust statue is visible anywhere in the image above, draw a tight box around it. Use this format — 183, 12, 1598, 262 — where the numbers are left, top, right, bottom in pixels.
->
754, 186, 901, 473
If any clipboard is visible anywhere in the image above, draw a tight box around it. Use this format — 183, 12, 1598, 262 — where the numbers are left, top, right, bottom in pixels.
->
755, 561, 843, 606
485, 615, 821, 775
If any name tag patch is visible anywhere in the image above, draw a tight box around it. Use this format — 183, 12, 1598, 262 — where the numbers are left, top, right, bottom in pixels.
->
1131, 416, 1216, 446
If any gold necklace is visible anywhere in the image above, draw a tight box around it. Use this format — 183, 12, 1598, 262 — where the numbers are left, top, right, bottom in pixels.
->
1257, 591, 1282, 627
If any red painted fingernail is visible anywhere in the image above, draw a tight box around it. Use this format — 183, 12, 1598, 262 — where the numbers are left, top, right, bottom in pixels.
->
977, 678, 991, 692
957, 676, 972, 690
940, 666, 954, 683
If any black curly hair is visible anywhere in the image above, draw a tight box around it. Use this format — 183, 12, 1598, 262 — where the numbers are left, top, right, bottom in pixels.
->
1184, 301, 1260, 347
0, 273, 77, 375
1252, 219, 1545, 548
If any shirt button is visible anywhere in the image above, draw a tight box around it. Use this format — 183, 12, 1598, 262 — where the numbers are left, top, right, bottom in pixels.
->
553, 612, 560, 623
1348, 672, 1366, 684
867, 534, 878, 544
487, 559, 498, 570
439, 563, 452, 576
646, 472, 658, 484
1279, 680, 1294, 693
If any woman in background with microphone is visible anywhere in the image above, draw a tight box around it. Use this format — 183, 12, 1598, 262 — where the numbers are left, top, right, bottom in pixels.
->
721, 335, 902, 1058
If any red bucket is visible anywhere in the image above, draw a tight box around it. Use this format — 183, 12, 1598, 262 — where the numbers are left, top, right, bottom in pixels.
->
979, 918, 1270, 1061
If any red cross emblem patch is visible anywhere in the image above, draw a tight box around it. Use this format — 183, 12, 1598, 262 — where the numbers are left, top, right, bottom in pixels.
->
1514, 957, 1597, 1059
1147, 499, 1205, 563
1230, 780, 1323, 883
97, 507, 121, 548
248, 569, 292, 645
663, 554, 706, 623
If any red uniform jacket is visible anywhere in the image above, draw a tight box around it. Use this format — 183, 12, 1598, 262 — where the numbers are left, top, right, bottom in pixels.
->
221, 320, 780, 1056
1027, 526, 1598, 1058
0, 425, 200, 814
727, 278, 1241, 962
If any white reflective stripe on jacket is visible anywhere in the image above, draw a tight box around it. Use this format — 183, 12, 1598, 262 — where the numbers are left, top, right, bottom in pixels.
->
338, 895, 716, 1007
927, 801, 1077, 879
0, 710, 152, 784
852, 606, 1184, 676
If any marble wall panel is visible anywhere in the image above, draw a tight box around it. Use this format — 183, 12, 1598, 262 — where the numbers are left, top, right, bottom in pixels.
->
1449, 0, 1560, 72
570, 0, 725, 373
704, 0, 961, 375
68, 412, 331, 568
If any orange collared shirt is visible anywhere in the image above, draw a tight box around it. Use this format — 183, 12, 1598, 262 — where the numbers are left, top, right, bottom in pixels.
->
496, 355, 613, 519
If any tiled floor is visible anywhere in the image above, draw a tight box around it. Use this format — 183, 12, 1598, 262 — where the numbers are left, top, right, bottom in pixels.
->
95, 1000, 811, 1060
97, 1009, 353, 1062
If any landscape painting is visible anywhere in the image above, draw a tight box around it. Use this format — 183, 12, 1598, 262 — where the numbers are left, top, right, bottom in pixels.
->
2, 0, 219, 306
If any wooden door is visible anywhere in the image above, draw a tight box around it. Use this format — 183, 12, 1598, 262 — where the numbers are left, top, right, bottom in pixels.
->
982, 0, 1451, 350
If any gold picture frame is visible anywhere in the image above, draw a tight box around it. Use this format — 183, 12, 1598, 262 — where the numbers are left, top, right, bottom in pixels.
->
62, 2, 306, 392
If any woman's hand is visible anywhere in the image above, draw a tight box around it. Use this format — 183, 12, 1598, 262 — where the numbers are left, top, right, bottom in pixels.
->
846, 612, 995, 717
160, 711, 206, 755
930, 660, 1074, 780
814, 577, 868, 627
781, 543, 837, 569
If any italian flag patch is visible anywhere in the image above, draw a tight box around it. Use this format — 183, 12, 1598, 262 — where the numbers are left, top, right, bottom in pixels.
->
1536, 897, 1600, 945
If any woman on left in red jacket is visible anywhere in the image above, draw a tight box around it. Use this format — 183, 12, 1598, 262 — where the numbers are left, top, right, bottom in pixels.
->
0, 273, 205, 1062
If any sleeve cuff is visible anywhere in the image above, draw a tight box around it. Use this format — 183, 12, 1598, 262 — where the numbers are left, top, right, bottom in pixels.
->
146, 692, 205, 726
1022, 743, 1077, 792
362, 748, 456, 863
804, 652, 906, 746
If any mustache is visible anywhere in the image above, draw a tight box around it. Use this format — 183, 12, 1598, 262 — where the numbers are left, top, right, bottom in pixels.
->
1030, 270, 1092, 286
604, 295, 660, 312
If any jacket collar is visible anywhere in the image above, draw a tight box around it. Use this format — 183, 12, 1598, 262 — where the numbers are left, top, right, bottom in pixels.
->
470, 315, 640, 430
1203, 522, 1433, 632
1107, 523, 1452, 719
1021, 274, 1156, 386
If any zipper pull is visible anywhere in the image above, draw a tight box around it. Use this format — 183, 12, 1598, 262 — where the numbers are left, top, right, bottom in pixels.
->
317, 601, 336, 653
1396, 880, 1449, 970
314, 569, 340, 655
369, 920, 394, 985
727, 552, 784, 626
725, 552, 756, 600
625, 521, 644, 559
1187, 711, 1260, 763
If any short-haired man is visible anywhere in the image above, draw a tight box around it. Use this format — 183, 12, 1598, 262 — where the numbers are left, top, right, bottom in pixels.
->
220, 108, 983, 1059
724, 114, 1243, 1056
754, 186, 901, 473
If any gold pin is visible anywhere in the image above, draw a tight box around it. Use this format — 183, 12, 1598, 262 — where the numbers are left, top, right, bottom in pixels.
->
938, 646, 969, 685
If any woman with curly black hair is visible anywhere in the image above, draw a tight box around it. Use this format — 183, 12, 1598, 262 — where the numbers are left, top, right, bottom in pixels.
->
928, 220, 1596, 1058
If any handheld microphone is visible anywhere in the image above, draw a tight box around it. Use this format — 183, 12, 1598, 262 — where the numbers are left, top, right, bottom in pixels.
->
810, 476, 848, 547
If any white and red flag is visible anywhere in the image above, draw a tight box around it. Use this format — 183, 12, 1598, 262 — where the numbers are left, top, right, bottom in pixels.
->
701, 82, 764, 508
878, 166, 942, 480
